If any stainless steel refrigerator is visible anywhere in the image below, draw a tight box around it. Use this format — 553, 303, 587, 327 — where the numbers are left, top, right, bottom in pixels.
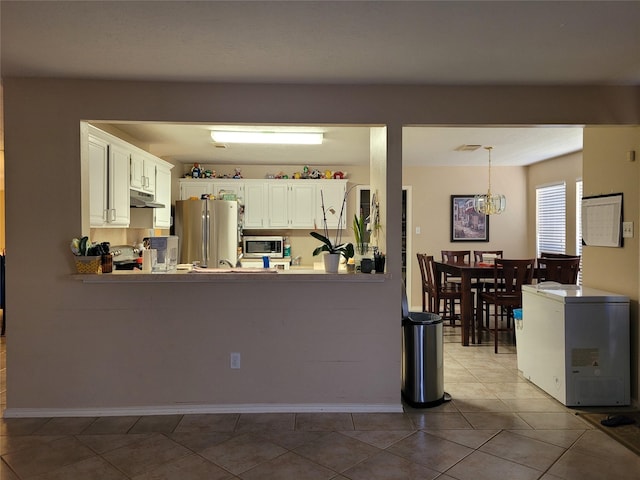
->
175, 200, 239, 267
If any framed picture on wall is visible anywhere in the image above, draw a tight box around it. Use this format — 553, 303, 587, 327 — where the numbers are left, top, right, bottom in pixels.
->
450, 195, 489, 242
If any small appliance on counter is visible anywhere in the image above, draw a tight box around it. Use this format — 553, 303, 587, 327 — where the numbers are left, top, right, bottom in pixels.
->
242, 236, 284, 259
148, 236, 179, 272
109, 245, 141, 270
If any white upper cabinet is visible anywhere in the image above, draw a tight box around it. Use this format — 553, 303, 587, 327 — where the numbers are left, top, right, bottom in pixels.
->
177, 178, 346, 230
88, 134, 109, 226
108, 143, 132, 227
288, 182, 316, 228
267, 182, 290, 228
316, 180, 347, 229
129, 152, 144, 191
130, 151, 157, 195
212, 180, 244, 199
243, 181, 267, 229
88, 126, 130, 228
179, 179, 214, 200
154, 163, 172, 228
267, 181, 317, 229
89, 125, 174, 229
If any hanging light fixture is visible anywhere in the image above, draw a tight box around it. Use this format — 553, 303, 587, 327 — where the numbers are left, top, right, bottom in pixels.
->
473, 146, 506, 215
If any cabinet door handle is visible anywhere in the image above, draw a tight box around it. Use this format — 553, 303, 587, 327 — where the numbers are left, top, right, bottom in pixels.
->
110, 209, 116, 222
103, 209, 108, 222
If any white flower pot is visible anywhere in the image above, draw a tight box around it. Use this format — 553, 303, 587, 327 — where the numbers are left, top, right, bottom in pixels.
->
323, 253, 341, 273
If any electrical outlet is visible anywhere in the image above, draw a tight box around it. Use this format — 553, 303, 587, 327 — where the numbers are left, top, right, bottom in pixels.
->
230, 352, 241, 369
415, 226, 421, 234
623, 222, 633, 238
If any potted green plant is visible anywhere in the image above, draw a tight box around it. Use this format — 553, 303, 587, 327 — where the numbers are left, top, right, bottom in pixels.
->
353, 211, 375, 271
310, 189, 354, 273
353, 212, 369, 256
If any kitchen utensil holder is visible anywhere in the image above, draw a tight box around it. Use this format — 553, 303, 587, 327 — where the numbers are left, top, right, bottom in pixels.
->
74, 255, 102, 274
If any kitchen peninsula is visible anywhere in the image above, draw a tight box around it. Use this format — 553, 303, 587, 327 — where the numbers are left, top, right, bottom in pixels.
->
74, 268, 390, 283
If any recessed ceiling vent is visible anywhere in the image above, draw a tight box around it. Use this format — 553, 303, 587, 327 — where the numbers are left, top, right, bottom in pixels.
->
455, 144, 483, 152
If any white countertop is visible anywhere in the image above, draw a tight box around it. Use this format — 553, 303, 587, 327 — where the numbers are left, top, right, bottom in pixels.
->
73, 269, 389, 283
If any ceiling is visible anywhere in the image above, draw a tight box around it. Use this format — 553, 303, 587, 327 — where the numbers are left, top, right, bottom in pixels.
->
3, 1, 638, 166
104, 122, 584, 167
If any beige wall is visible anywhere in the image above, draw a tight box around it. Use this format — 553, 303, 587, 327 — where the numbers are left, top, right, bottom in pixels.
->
404, 165, 528, 309
3, 79, 640, 415
526, 152, 583, 257
582, 127, 640, 401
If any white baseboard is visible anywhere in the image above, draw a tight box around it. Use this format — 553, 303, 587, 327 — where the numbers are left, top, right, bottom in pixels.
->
3, 403, 403, 418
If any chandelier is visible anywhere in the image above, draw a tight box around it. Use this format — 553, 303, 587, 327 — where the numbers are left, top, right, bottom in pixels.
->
473, 146, 506, 215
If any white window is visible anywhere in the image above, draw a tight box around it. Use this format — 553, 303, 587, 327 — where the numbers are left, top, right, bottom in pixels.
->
536, 183, 566, 257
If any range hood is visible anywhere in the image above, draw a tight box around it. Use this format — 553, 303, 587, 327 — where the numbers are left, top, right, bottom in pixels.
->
130, 190, 165, 208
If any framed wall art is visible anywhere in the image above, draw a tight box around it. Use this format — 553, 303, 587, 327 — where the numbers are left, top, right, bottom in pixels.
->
451, 195, 489, 242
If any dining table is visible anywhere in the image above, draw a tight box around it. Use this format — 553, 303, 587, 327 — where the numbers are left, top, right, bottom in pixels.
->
433, 259, 499, 346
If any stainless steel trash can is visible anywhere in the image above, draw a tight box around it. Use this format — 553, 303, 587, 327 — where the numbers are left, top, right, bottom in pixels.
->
401, 312, 447, 407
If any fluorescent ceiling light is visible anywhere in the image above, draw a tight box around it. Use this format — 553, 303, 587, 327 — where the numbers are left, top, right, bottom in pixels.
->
211, 131, 323, 145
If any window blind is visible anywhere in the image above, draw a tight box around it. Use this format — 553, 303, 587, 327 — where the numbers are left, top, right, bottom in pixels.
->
536, 183, 566, 256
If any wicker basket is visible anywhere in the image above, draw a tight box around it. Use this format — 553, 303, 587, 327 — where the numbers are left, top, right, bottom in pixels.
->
74, 255, 102, 274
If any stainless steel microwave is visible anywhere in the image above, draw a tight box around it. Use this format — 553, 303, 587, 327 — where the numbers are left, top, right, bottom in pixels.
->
243, 236, 284, 258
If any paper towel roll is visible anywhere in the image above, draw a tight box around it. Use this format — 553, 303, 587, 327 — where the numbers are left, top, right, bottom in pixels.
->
142, 249, 157, 272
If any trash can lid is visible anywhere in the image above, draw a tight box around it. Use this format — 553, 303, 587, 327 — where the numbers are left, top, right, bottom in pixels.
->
405, 312, 442, 324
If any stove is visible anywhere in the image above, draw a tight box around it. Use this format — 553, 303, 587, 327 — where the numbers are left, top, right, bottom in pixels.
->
110, 245, 141, 270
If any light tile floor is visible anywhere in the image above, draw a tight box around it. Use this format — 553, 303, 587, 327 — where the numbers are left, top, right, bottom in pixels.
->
1, 329, 639, 479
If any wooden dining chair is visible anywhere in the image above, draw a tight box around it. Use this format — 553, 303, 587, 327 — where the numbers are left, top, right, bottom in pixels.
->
473, 250, 503, 283
416, 253, 435, 313
540, 252, 580, 259
441, 250, 471, 265
440, 250, 470, 313
416, 253, 464, 326
473, 250, 503, 263
536, 257, 580, 284
478, 258, 535, 353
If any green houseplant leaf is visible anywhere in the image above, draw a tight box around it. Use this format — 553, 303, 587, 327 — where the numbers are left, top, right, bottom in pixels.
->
353, 213, 367, 255
310, 231, 354, 260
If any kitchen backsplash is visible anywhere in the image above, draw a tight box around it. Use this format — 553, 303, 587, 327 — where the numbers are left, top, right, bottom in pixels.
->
90, 228, 169, 249
91, 226, 352, 267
